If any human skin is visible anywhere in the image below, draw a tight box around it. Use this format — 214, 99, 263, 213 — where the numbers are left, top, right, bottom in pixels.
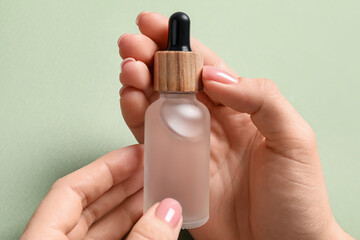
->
20, 145, 184, 240
20, 11, 354, 240
118, 11, 354, 240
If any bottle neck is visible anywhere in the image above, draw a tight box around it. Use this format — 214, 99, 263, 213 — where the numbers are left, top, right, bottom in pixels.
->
160, 92, 197, 99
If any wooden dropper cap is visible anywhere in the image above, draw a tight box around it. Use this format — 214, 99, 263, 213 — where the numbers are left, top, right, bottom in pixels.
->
154, 12, 204, 92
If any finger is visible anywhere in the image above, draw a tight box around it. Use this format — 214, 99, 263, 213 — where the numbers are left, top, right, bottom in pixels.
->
120, 58, 152, 98
120, 87, 150, 143
67, 168, 144, 239
22, 145, 143, 238
196, 91, 217, 112
135, 11, 237, 76
135, 11, 168, 49
127, 198, 182, 240
118, 33, 158, 66
85, 189, 143, 240
202, 66, 316, 155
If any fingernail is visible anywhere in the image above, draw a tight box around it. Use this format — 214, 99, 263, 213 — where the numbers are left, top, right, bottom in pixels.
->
155, 198, 182, 228
120, 57, 136, 71
202, 66, 238, 84
136, 11, 149, 26
117, 33, 129, 46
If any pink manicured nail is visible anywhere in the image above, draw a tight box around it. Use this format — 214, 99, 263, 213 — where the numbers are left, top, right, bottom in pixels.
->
202, 66, 238, 84
155, 198, 182, 228
120, 57, 136, 71
136, 11, 149, 26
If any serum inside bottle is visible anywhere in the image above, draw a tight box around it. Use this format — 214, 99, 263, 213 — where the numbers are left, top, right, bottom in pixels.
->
143, 12, 210, 229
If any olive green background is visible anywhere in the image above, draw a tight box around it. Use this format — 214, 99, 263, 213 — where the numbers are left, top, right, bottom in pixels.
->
0, 0, 359, 239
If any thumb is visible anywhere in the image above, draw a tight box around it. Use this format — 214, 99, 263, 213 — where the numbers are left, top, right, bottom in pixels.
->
202, 66, 315, 151
127, 198, 182, 240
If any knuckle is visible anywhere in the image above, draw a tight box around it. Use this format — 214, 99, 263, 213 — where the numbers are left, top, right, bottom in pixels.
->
82, 206, 97, 227
50, 177, 88, 207
50, 177, 66, 190
301, 124, 317, 146
260, 78, 278, 93
130, 228, 154, 240
258, 78, 282, 104
287, 122, 318, 155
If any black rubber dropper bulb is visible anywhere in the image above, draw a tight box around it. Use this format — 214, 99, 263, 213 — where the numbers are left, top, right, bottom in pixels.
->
166, 12, 192, 51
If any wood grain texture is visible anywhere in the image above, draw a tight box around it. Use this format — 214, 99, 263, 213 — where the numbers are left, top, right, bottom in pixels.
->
154, 51, 203, 92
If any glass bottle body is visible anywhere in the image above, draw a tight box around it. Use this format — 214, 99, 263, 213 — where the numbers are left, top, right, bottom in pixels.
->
144, 92, 210, 229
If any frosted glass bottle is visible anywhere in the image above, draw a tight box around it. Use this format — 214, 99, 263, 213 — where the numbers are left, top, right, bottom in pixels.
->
144, 92, 210, 228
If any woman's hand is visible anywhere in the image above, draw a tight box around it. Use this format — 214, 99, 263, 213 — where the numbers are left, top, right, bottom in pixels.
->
118, 12, 354, 240
21, 145, 183, 240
